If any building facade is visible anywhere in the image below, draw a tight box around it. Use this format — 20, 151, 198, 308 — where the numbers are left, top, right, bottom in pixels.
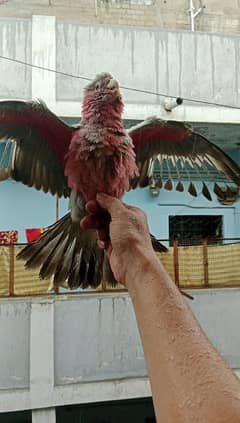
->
1, 0, 240, 35
0, 6, 240, 423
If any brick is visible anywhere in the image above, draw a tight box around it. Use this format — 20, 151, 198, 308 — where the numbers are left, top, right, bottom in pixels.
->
1, 0, 240, 36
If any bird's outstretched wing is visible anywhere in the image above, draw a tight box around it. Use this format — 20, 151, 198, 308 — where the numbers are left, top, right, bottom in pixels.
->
128, 117, 240, 200
0, 100, 78, 197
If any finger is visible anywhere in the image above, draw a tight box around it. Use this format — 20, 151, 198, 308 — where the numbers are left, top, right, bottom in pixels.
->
80, 214, 103, 230
96, 193, 123, 215
85, 200, 102, 215
97, 227, 110, 242
80, 212, 111, 230
97, 239, 110, 250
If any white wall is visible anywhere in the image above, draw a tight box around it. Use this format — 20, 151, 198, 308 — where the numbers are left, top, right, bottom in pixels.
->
1, 15, 240, 124
0, 289, 240, 415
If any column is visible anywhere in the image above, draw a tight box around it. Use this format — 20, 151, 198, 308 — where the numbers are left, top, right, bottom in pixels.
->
30, 300, 55, 408
31, 15, 56, 104
32, 408, 56, 423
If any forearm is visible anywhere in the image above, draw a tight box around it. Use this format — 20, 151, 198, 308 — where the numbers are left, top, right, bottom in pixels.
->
126, 251, 240, 423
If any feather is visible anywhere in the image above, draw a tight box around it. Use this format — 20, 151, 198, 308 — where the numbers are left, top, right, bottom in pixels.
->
214, 182, 225, 200
156, 177, 163, 188
188, 182, 198, 197
202, 182, 212, 201
164, 159, 173, 190
39, 234, 73, 280
150, 234, 168, 252
164, 178, 173, 191
128, 117, 240, 192
176, 180, 184, 192
53, 238, 76, 285
139, 175, 152, 188
0, 99, 74, 197
226, 185, 234, 197
26, 233, 67, 269
67, 248, 83, 289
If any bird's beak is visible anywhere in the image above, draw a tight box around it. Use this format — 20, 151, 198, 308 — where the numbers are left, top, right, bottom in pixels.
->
107, 79, 121, 98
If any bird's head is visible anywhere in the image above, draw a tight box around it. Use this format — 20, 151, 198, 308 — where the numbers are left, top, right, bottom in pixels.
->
82, 73, 123, 123
84, 72, 122, 103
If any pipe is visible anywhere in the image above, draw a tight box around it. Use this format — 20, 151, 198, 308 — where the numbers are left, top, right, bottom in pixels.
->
188, 0, 205, 32
94, 0, 98, 17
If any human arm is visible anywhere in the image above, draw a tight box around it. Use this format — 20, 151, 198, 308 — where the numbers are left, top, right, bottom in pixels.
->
81, 194, 240, 423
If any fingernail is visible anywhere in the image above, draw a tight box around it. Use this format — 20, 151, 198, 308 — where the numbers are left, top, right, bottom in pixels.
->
97, 240, 105, 249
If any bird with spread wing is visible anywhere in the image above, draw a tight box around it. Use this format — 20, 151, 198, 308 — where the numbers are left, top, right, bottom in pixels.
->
0, 72, 240, 289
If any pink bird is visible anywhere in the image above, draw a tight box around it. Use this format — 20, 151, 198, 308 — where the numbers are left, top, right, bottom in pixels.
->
0, 72, 240, 289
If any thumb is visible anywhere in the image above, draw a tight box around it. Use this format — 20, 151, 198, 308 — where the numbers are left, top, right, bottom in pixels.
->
96, 193, 123, 216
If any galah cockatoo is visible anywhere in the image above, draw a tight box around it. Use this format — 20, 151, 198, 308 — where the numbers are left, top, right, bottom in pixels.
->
0, 72, 240, 289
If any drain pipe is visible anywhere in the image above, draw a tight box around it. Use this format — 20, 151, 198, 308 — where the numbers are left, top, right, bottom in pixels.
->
95, 0, 98, 17
188, 0, 205, 32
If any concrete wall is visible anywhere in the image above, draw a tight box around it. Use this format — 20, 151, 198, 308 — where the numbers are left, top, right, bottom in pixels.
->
1, 1, 240, 35
0, 289, 240, 413
1, 15, 240, 124
55, 22, 240, 108
0, 19, 31, 98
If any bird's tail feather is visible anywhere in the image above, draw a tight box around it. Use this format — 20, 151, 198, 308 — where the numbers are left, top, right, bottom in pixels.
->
17, 213, 106, 289
17, 213, 167, 289
150, 234, 168, 253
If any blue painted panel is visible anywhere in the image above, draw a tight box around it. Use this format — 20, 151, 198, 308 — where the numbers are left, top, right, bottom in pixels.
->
0, 169, 239, 243
0, 181, 68, 243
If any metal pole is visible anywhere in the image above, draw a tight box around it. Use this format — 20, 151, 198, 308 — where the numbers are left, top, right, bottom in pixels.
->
94, 0, 98, 17
188, 0, 204, 32
189, 0, 195, 32
56, 194, 59, 222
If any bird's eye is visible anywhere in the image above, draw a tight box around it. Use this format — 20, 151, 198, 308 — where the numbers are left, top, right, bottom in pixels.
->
95, 83, 100, 90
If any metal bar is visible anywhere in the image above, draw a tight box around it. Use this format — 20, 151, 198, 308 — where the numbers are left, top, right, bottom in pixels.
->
6, 237, 240, 247
0, 288, 128, 299
1, 236, 240, 298
54, 196, 60, 294
173, 239, 180, 287
188, 0, 204, 32
94, 0, 98, 16
202, 239, 209, 287
9, 244, 15, 296
55, 195, 59, 222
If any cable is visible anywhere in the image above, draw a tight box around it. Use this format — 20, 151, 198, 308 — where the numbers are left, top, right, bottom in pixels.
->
0, 55, 92, 82
1, 54, 240, 110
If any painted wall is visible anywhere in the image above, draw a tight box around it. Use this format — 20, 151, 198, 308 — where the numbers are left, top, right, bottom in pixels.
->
1, 178, 239, 244
1, 16, 240, 114
0, 289, 240, 412
0, 19, 31, 98
56, 22, 240, 109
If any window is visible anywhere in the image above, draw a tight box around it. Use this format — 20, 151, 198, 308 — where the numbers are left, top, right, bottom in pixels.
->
0, 410, 31, 423
56, 397, 155, 422
169, 215, 223, 246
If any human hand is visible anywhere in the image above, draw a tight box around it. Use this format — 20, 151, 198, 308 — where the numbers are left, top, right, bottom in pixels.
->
80, 193, 155, 285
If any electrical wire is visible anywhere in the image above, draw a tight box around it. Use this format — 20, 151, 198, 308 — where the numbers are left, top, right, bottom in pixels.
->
0, 55, 238, 217
1, 54, 240, 110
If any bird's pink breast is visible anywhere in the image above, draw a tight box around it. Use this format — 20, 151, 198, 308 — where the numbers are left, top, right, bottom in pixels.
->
64, 127, 138, 202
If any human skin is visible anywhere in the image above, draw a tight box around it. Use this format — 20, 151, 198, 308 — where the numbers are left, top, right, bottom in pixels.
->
81, 193, 240, 423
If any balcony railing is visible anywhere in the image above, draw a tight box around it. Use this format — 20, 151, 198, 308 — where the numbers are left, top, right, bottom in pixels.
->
0, 239, 240, 297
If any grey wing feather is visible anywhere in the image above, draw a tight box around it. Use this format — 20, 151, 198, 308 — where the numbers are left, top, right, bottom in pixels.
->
0, 99, 79, 197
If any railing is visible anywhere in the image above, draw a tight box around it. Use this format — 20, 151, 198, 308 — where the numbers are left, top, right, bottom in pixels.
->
0, 239, 240, 297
